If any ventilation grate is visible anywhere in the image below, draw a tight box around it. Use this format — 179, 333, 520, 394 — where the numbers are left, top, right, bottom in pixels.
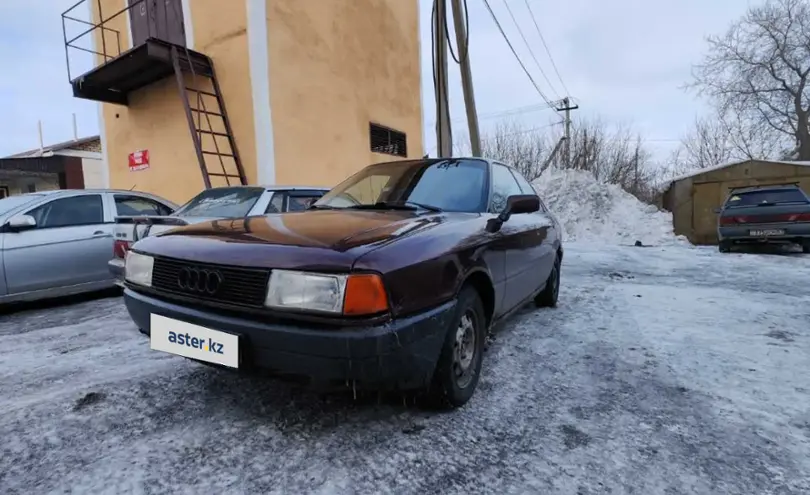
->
369, 123, 407, 157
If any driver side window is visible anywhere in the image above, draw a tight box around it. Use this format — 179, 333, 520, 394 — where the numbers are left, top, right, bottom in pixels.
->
27, 194, 104, 229
489, 164, 523, 213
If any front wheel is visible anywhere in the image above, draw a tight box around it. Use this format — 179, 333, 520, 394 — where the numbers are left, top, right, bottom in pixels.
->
426, 286, 487, 409
535, 255, 561, 308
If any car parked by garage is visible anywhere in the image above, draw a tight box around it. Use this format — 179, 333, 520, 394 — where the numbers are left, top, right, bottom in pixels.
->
109, 185, 329, 283
716, 184, 810, 253
120, 157, 563, 408
0, 189, 177, 304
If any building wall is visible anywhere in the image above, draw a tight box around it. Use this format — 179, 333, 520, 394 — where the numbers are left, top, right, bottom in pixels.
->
265, 0, 424, 187
92, 0, 256, 204
665, 161, 810, 244
91, 0, 423, 202
81, 157, 106, 188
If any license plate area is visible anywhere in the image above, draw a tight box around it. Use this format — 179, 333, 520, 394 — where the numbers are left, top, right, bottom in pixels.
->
749, 229, 785, 236
150, 314, 240, 368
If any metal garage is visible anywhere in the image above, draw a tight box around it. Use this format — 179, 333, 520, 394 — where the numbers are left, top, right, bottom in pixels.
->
662, 159, 810, 244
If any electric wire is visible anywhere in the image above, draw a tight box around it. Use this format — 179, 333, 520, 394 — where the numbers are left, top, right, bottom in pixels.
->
481, 0, 561, 119
523, 0, 570, 96
444, 0, 470, 64
501, 0, 561, 100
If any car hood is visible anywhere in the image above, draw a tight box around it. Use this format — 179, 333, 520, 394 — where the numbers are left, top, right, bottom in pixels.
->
133, 209, 455, 271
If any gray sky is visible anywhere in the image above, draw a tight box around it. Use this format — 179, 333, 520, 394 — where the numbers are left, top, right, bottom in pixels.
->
0, 0, 751, 160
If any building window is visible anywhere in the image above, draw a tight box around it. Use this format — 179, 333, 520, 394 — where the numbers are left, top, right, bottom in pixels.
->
369, 123, 407, 157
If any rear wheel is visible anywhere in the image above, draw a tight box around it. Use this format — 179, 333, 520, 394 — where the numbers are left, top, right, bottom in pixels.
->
802, 240, 810, 254
535, 254, 561, 308
426, 286, 486, 409
718, 240, 732, 253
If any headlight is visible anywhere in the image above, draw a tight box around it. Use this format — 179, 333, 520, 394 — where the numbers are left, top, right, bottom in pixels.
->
125, 251, 154, 287
265, 270, 347, 313
264, 270, 389, 315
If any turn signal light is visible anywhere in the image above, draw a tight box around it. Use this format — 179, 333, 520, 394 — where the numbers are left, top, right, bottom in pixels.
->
343, 274, 389, 316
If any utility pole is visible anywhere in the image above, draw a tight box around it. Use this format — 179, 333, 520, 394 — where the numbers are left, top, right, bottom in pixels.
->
450, 0, 481, 156
434, 0, 453, 157
556, 97, 579, 167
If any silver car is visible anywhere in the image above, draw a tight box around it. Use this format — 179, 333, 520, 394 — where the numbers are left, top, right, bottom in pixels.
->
108, 185, 329, 283
0, 189, 177, 304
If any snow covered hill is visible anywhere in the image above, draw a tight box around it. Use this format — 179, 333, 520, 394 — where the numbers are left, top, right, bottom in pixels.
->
533, 168, 688, 246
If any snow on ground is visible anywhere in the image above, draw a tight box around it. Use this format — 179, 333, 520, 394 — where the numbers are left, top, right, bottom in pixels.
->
1, 243, 809, 494
534, 168, 687, 246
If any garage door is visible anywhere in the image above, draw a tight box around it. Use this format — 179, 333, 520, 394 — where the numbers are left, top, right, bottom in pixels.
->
692, 182, 722, 244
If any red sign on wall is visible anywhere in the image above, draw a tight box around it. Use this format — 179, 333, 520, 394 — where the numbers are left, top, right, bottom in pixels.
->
128, 150, 150, 171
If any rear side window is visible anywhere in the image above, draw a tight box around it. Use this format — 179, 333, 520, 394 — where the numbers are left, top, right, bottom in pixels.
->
114, 195, 172, 216
725, 189, 809, 207
266, 192, 325, 213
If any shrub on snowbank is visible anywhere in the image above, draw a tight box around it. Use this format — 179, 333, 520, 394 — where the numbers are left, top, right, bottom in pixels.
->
533, 168, 687, 246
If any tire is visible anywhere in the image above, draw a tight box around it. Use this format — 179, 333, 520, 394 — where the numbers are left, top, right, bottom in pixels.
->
718, 240, 732, 253
535, 254, 561, 308
802, 241, 810, 254
425, 286, 487, 409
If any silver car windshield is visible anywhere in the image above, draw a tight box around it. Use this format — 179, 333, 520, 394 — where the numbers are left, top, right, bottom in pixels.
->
173, 187, 265, 217
0, 194, 44, 216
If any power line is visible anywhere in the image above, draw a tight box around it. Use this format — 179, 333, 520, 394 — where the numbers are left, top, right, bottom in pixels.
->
427, 101, 562, 127
481, 0, 560, 116
523, 0, 570, 96
501, 0, 561, 100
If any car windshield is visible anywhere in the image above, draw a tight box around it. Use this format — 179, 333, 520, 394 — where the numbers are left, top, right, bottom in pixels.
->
0, 194, 44, 216
173, 187, 265, 217
313, 158, 489, 213
725, 188, 809, 208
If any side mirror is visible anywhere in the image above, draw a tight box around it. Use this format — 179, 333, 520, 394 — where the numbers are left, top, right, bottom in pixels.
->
504, 194, 541, 216
487, 195, 541, 233
6, 214, 37, 231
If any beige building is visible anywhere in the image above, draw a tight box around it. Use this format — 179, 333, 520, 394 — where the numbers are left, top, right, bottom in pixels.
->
662, 159, 810, 244
64, 0, 423, 204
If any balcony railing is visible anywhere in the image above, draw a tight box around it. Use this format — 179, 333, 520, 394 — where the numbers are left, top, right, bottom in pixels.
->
61, 0, 183, 82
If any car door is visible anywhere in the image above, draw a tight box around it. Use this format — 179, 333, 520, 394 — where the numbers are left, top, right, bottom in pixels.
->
4, 193, 112, 294
489, 163, 535, 311
509, 167, 555, 287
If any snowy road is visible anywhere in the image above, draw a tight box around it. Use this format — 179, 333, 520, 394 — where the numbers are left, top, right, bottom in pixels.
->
1, 243, 809, 494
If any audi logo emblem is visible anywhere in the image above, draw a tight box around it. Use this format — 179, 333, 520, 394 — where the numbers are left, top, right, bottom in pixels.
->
177, 267, 223, 295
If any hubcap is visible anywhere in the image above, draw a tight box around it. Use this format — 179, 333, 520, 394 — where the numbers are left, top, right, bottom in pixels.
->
453, 310, 477, 388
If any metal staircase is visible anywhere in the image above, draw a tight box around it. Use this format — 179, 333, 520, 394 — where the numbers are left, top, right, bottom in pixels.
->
171, 46, 247, 188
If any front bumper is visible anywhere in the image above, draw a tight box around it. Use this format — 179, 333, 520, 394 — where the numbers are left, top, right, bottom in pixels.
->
108, 258, 125, 286
123, 288, 455, 390
719, 223, 810, 244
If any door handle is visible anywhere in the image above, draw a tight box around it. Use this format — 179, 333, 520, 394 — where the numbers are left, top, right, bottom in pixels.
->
92, 231, 111, 238
93, 230, 104, 235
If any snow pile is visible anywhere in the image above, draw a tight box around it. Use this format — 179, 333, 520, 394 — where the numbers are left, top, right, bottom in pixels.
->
533, 168, 686, 245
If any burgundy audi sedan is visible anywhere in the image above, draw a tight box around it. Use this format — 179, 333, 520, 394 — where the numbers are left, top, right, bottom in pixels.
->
121, 157, 563, 408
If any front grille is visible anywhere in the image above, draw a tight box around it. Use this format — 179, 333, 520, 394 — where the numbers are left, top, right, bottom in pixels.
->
151, 257, 270, 307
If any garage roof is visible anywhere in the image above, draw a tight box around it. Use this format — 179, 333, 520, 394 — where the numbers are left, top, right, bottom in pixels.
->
665, 158, 810, 190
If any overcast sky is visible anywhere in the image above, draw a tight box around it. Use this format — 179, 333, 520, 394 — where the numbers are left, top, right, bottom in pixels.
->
0, 0, 752, 160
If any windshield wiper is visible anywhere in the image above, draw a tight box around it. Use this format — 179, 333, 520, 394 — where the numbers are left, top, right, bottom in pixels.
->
346, 201, 443, 212
308, 204, 340, 210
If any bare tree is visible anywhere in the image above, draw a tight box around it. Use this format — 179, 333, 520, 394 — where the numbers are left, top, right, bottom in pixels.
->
460, 121, 557, 180
690, 0, 810, 159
